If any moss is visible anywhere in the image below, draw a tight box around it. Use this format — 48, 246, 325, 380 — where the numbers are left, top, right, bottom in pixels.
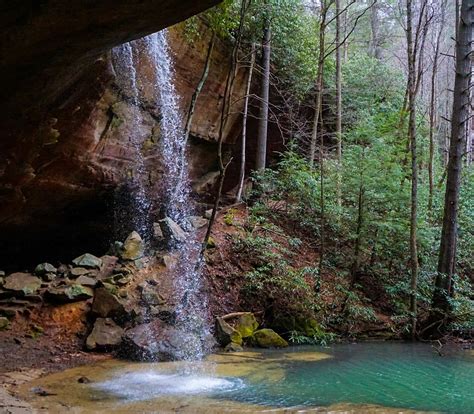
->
234, 313, 259, 338
252, 329, 288, 348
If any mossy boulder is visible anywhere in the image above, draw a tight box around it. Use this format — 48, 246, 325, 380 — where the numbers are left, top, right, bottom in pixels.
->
234, 313, 259, 338
0, 317, 10, 330
45, 284, 94, 303
272, 315, 322, 337
215, 317, 243, 346
120, 231, 145, 261
253, 329, 288, 348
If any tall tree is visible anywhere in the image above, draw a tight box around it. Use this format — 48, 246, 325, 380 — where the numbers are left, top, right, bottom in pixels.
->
256, 2, 272, 171
429, 0, 473, 334
406, 0, 419, 340
336, 0, 343, 209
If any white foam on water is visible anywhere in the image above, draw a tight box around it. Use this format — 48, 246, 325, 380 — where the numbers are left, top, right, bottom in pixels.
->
94, 371, 243, 401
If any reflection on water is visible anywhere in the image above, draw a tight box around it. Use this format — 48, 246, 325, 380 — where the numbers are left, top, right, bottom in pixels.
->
19, 343, 474, 414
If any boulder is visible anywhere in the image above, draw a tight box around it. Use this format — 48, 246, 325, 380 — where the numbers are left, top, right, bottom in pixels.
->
34, 263, 57, 276
76, 275, 98, 287
69, 267, 91, 278
215, 317, 242, 346
159, 217, 187, 244
72, 253, 102, 269
120, 231, 145, 261
45, 284, 94, 303
224, 342, 243, 352
187, 216, 208, 229
0, 317, 10, 330
86, 318, 123, 351
121, 319, 206, 361
4, 273, 42, 296
234, 313, 259, 338
253, 329, 288, 348
91, 287, 126, 319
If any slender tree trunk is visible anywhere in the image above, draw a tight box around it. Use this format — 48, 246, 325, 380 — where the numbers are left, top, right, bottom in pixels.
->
429, 0, 473, 334
428, 5, 446, 212
351, 178, 364, 286
406, 0, 419, 340
369, 1, 382, 60
236, 43, 256, 202
184, 32, 215, 145
318, 105, 325, 277
309, 2, 328, 168
256, 12, 271, 171
335, 0, 343, 210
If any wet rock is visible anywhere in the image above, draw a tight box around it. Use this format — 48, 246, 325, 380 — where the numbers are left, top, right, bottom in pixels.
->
34, 263, 57, 276
234, 313, 259, 338
215, 317, 242, 346
159, 217, 187, 244
69, 267, 91, 278
4, 273, 42, 296
0, 316, 10, 330
86, 318, 123, 351
72, 253, 102, 269
120, 231, 145, 261
121, 320, 205, 361
138, 283, 166, 306
252, 329, 288, 348
224, 342, 243, 352
78, 376, 91, 384
204, 209, 213, 219
45, 284, 93, 303
159, 253, 178, 268
187, 216, 208, 229
76, 275, 98, 287
91, 287, 126, 319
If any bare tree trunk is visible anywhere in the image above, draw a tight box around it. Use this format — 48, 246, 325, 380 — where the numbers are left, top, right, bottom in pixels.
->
184, 32, 215, 145
428, 4, 446, 212
256, 11, 271, 171
335, 0, 343, 210
369, 1, 382, 60
318, 106, 325, 277
429, 0, 473, 334
236, 43, 256, 202
309, 1, 329, 168
406, 0, 419, 340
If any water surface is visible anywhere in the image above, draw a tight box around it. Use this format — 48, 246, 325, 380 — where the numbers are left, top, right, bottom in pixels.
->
20, 342, 474, 413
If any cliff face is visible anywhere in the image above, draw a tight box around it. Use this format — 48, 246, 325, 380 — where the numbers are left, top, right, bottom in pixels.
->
0, 5, 253, 268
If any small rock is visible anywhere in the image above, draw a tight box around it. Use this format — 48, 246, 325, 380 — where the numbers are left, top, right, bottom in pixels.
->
204, 209, 213, 219
138, 284, 165, 306
4, 273, 42, 296
225, 342, 244, 352
159, 217, 187, 244
69, 267, 90, 278
0, 317, 10, 330
120, 231, 145, 261
187, 216, 209, 229
215, 317, 242, 346
72, 253, 102, 269
0, 270, 5, 277
253, 329, 288, 348
77, 376, 91, 384
76, 275, 98, 287
45, 284, 93, 303
34, 263, 57, 276
97, 255, 119, 279
56, 264, 69, 275
153, 223, 164, 240
160, 254, 178, 268
86, 318, 124, 351
0, 277, 4, 287
42, 272, 56, 282
91, 287, 126, 319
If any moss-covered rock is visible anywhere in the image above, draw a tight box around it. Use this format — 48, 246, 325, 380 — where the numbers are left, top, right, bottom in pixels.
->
215, 317, 243, 346
234, 313, 259, 338
72, 253, 102, 269
253, 329, 288, 348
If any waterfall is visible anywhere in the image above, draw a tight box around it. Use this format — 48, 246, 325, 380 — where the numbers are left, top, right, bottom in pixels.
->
111, 43, 150, 238
144, 31, 211, 361
113, 31, 211, 362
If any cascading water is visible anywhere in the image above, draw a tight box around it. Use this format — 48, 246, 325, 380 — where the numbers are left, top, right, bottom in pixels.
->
144, 31, 211, 361
112, 31, 212, 362
111, 43, 151, 239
